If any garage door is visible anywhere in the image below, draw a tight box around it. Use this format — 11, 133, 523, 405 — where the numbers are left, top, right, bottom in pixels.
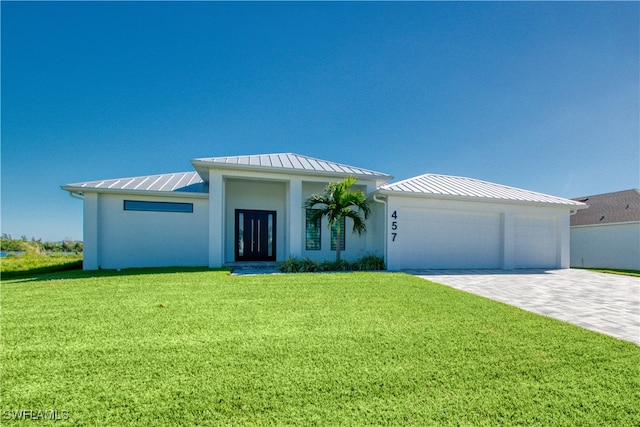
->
395, 207, 502, 269
514, 216, 556, 268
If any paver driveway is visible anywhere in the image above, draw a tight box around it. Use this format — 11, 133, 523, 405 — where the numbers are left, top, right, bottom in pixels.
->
409, 268, 639, 345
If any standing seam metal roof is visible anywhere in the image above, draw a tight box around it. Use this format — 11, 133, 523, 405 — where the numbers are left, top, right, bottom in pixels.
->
380, 174, 585, 206
192, 153, 392, 178
62, 171, 207, 194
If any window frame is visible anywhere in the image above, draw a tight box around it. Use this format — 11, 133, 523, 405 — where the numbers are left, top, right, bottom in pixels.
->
123, 200, 194, 213
305, 209, 322, 250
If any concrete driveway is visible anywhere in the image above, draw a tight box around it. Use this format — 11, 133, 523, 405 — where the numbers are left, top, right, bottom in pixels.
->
408, 269, 639, 345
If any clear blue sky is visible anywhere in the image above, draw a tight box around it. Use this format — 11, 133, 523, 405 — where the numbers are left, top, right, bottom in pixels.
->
2, 2, 638, 241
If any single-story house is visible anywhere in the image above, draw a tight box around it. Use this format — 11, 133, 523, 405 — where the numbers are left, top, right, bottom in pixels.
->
570, 189, 640, 270
62, 153, 585, 271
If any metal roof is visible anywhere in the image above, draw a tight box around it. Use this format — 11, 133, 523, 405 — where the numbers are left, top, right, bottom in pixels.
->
380, 174, 586, 206
571, 189, 640, 226
192, 153, 392, 180
62, 171, 207, 195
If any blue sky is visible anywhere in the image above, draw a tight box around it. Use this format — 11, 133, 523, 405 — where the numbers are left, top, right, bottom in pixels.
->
2, 2, 638, 241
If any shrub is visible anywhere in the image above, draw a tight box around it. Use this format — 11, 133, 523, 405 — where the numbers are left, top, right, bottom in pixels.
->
319, 260, 352, 271
300, 257, 320, 272
278, 257, 302, 273
278, 255, 385, 273
352, 254, 385, 271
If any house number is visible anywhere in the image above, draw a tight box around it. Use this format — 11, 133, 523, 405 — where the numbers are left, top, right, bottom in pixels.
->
391, 210, 398, 242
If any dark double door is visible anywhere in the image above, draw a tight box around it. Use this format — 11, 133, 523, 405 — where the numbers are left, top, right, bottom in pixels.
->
235, 209, 276, 261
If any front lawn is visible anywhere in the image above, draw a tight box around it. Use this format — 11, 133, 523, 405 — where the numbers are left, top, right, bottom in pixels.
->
1, 270, 638, 425
0, 253, 82, 278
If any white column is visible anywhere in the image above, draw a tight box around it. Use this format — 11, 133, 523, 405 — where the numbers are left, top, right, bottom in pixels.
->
502, 212, 515, 270
288, 178, 303, 259
83, 192, 99, 270
556, 212, 570, 268
208, 171, 224, 267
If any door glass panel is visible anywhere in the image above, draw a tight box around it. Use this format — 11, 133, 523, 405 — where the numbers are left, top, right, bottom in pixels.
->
268, 214, 274, 257
238, 212, 244, 257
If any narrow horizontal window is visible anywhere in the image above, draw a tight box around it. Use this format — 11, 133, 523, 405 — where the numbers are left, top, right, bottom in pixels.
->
124, 200, 193, 213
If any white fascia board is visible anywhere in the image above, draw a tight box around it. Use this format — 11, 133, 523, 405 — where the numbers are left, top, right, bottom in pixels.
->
60, 185, 209, 199
570, 221, 640, 229
377, 189, 585, 210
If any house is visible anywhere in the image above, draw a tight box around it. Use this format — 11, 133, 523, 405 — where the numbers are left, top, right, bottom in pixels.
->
570, 189, 640, 270
61, 153, 585, 271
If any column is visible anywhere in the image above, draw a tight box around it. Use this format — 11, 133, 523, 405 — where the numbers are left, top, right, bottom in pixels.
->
208, 171, 224, 267
502, 212, 515, 270
556, 212, 570, 268
288, 179, 302, 259
83, 192, 99, 270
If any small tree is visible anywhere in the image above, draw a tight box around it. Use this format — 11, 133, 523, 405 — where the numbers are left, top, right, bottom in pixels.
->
303, 176, 371, 262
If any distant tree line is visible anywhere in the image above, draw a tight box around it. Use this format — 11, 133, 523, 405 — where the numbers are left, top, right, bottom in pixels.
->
1, 234, 83, 254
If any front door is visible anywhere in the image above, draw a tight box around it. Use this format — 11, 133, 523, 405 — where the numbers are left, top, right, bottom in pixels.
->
235, 209, 276, 261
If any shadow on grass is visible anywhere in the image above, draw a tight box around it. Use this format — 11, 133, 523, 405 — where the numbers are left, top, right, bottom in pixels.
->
3, 265, 232, 283
1, 260, 84, 280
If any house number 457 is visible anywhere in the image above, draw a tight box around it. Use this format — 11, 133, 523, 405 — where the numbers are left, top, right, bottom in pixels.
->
391, 210, 398, 242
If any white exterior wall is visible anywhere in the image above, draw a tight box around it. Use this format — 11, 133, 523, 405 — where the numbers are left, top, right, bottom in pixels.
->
203, 168, 382, 267
94, 194, 209, 269
385, 195, 570, 270
571, 222, 640, 270
82, 192, 100, 270
224, 179, 287, 263
300, 182, 379, 262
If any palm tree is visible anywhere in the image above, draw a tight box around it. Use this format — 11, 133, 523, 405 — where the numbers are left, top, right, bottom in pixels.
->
303, 176, 371, 262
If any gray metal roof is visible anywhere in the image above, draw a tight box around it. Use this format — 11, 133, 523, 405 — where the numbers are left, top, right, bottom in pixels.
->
62, 171, 207, 195
192, 153, 392, 180
571, 189, 640, 226
380, 174, 585, 206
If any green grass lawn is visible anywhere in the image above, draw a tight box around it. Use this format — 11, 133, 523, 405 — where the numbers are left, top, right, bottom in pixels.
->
1, 269, 638, 426
1, 254, 83, 278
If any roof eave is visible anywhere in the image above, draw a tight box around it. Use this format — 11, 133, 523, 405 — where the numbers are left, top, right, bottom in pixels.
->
377, 189, 586, 208
191, 159, 393, 183
60, 185, 209, 199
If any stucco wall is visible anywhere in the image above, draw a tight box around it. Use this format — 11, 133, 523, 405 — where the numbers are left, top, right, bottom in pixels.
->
224, 179, 287, 263
571, 222, 640, 270
300, 182, 380, 262
385, 195, 569, 270
514, 215, 557, 268
94, 193, 209, 269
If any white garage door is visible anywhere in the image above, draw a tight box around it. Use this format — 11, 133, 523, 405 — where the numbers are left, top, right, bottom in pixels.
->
395, 207, 502, 269
514, 216, 557, 268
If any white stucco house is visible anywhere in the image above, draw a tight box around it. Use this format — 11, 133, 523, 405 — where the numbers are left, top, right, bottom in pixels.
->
62, 153, 585, 271
570, 189, 640, 270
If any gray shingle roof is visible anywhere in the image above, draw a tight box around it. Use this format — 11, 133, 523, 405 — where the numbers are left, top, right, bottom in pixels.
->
380, 174, 585, 206
62, 171, 207, 195
571, 189, 640, 226
192, 153, 392, 180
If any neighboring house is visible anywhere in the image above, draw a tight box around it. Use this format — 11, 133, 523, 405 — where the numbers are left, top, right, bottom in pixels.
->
570, 189, 640, 270
62, 153, 585, 271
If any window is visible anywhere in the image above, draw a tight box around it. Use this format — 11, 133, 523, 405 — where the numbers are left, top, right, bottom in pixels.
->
305, 209, 321, 250
331, 217, 346, 251
124, 200, 193, 213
